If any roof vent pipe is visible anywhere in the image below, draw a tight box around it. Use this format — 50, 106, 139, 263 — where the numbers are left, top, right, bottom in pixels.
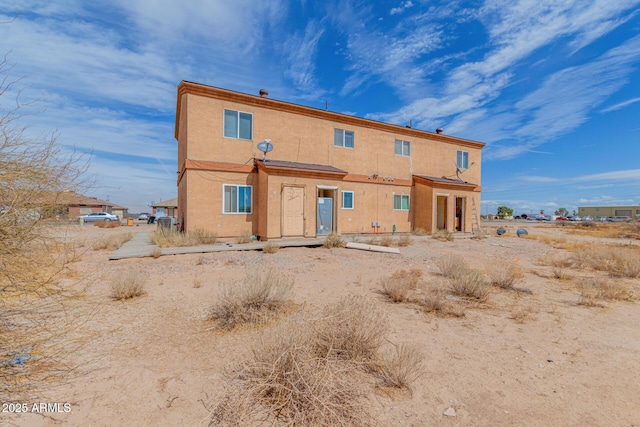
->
259, 88, 269, 98
436, 128, 443, 134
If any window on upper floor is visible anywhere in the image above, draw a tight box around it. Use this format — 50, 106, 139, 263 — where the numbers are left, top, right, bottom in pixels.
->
224, 109, 253, 140
342, 191, 354, 209
456, 150, 469, 170
394, 139, 410, 156
393, 194, 410, 211
334, 128, 354, 148
223, 184, 252, 214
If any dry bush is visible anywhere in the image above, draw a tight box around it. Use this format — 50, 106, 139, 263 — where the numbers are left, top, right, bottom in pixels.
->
193, 278, 202, 288
378, 269, 422, 303
510, 304, 539, 323
432, 229, 454, 241
413, 287, 465, 317
211, 320, 372, 427
110, 271, 146, 300
313, 296, 388, 361
412, 227, 428, 236
379, 235, 394, 247
436, 255, 469, 278
607, 252, 640, 278
262, 242, 279, 254
196, 255, 205, 265
552, 267, 572, 281
396, 235, 412, 247
366, 236, 380, 245
449, 269, 491, 302
206, 270, 294, 330
92, 232, 134, 251
150, 228, 218, 247
151, 247, 162, 259
323, 232, 345, 248
577, 276, 633, 303
372, 343, 424, 392
236, 230, 252, 244
488, 263, 524, 289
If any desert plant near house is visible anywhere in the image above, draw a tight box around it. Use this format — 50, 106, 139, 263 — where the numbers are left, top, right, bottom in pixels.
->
262, 242, 279, 253
235, 230, 252, 244
150, 228, 218, 247
488, 263, 524, 289
313, 296, 388, 361
449, 269, 491, 301
373, 343, 424, 392
576, 276, 633, 304
93, 232, 134, 251
379, 235, 394, 247
323, 232, 345, 248
110, 271, 146, 300
436, 255, 469, 279
396, 234, 413, 247
378, 269, 423, 303
206, 270, 294, 330
432, 229, 454, 241
94, 219, 121, 228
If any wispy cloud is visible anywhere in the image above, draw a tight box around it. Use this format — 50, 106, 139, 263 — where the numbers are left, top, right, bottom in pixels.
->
601, 97, 640, 113
390, 1, 414, 16
283, 20, 326, 95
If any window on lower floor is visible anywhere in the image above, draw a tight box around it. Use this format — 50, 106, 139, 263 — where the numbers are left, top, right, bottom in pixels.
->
334, 128, 354, 148
393, 194, 409, 210
342, 191, 354, 209
394, 139, 410, 156
223, 184, 252, 213
224, 109, 253, 140
456, 150, 469, 170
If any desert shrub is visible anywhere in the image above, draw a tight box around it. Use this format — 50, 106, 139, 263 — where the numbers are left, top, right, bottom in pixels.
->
373, 343, 424, 392
150, 228, 218, 247
94, 220, 121, 229
379, 235, 394, 247
432, 229, 454, 241
206, 270, 294, 330
151, 247, 162, 259
552, 267, 572, 280
488, 263, 524, 289
323, 232, 345, 248
577, 276, 632, 302
449, 269, 491, 301
436, 255, 469, 278
412, 227, 428, 236
607, 252, 640, 278
211, 320, 371, 427
93, 232, 134, 251
510, 305, 539, 323
110, 271, 146, 300
415, 291, 466, 317
396, 235, 412, 247
366, 236, 380, 245
313, 296, 387, 361
378, 269, 422, 303
236, 230, 252, 244
262, 242, 279, 254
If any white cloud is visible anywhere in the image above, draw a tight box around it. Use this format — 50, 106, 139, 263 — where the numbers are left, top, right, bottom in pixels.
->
601, 97, 640, 113
283, 20, 326, 95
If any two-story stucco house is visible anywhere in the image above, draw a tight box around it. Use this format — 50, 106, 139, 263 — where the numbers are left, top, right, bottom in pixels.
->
175, 81, 484, 240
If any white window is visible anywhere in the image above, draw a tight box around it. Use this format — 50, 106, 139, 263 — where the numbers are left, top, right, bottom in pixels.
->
393, 194, 409, 211
223, 184, 252, 213
394, 140, 410, 156
456, 150, 469, 170
342, 191, 354, 209
224, 109, 253, 140
334, 128, 354, 148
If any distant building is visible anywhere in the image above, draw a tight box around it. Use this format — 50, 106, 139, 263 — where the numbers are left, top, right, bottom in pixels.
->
578, 205, 640, 219
174, 81, 485, 239
152, 198, 177, 218
52, 191, 128, 219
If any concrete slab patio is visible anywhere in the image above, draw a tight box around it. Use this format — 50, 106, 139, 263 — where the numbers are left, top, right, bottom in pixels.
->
109, 232, 324, 260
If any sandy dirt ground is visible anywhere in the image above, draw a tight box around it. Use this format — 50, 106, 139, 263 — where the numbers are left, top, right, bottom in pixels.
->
6, 221, 640, 426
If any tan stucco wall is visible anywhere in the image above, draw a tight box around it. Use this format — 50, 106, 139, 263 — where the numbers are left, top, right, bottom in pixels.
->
181, 92, 482, 185
176, 85, 484, 237
183, 170, 257, 237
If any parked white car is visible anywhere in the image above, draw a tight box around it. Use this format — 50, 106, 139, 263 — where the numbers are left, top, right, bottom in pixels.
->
77, 212, 120, 223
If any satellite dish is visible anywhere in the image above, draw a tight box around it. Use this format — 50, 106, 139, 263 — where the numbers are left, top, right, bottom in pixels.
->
257, 139, 274, 161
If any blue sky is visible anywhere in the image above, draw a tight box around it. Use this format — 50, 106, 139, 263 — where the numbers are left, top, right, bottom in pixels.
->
1, 0, 639, 215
